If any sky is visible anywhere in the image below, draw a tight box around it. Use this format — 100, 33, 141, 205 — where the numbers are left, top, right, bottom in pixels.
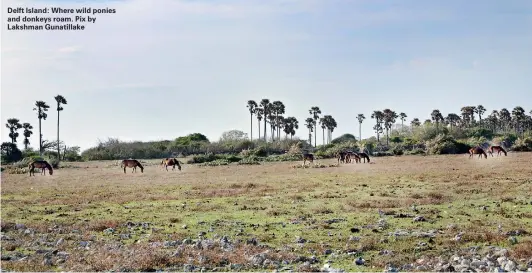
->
1, 0, 531, 152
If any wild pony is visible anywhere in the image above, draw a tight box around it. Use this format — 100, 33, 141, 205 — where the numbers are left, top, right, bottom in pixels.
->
348, 152, 361, 163
337, 152, 347, 164
28, 160, 53, 176
120, 159, 144, 173
302, 153, 314, 165
489, 145, 507, 156
357, 152, 370, 163
161, 158, 182, 171
469, 147, 487, 159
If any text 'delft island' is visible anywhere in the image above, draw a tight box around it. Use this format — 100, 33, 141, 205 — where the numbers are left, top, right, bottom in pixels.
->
5, 6, 116, 31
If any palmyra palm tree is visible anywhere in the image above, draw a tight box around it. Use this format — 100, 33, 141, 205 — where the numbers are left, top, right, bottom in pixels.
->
357, 114, 365, 141
22, 123, 33, 150
55, 95, 67, 160
33, 101, 50, 156
272, 101, 285, 141
259, 99, 271, 141
6, 118, 22, 143
246, 100, 258, 140
399, 112, 407, 134
371, 111, 384, 142
475, 105, 486, 126
411, 118, 421, 129
305, 117, 315, 146
309, 106, 321, 147
445, 113, 461, 131
255, 107, 264, 140
431, 109, 444, 132
319, 117, 326, 145
383, 109, 397, 145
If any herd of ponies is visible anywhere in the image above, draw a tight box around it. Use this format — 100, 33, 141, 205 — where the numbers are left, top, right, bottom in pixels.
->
25, 145, 507, 177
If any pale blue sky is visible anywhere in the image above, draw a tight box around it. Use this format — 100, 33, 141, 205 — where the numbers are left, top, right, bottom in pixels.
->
2, 0, 531, 151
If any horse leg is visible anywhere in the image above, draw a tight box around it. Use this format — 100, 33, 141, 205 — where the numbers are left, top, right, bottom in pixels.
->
166, 164, 169, 172
123, 167, 126, 174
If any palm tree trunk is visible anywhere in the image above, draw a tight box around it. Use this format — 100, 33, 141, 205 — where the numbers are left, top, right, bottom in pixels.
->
57, 110, 60, 161
322, 128, 325, 145
250, 114, 253, 141
386, 127, 389, 146
264, 118, 267, 141
257, 119, 261, 140
359, 122, 362, 141
39, 117, 42, 156
314, 124, 317, 147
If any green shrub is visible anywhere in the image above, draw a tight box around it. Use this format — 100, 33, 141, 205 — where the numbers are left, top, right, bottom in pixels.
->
425, 135, 472, 155
373, 151, 394, 157
512, 137, 532, 152
406, 148, 426, 155
199, 159, 230, 167
238, 158, 261, 165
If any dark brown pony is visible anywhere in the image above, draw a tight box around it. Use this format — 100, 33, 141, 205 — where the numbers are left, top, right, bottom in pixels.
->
348, 152, 361, 163
357, 152, 370, 163
337, 152, 347, 164
489, 145, 507, 156
302, 153, 314, 165
121, 159, 144, 173
28, 160, 53, 176
469, 147, 487, 159
161, 158, 182, 171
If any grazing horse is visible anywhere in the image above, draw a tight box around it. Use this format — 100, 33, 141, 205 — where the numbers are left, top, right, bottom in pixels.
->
120, 159, 144, 173
469, 147, 487, 159
337, 152, 347, 164
348, 152, 361, 163
357, 152, 370, 163
302, 153, 314, 165
28, 160, 53, 176
161, 158, 182, 171
489, 145, 507, 156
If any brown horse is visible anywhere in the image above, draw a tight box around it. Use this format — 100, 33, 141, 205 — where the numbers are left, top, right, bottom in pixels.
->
161, 158, 182, 171
469, 147, 487, 159
337, 152, 347, 164
489, 145, 507, 156
302, 153, 314, 165
120, 159, 144, 173
28, 160, 53, 176
348, 152, 361, 163
357, 152, 370, 163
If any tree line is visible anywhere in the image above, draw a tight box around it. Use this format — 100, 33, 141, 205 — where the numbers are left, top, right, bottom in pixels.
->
246, 99, 339, 147
2, 95, 68, 162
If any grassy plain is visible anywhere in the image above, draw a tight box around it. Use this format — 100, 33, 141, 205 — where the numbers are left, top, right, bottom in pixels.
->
1, 153, 532, 271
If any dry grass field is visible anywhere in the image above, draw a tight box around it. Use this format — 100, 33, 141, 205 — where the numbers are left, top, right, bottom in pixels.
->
1, 153, 532, 272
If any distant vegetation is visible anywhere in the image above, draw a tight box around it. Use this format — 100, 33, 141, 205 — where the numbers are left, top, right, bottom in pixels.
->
3, 99, 532, 168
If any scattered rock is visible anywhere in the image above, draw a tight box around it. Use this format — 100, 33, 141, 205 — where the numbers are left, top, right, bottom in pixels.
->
413, 216, 426, 222
354, 257, 365, 265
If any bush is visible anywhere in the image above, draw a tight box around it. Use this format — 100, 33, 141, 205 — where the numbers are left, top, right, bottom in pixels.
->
512, 137, 532, 152
238, 157, 261, 165
406, 148, 426, 155
425, 135, 472, 155
199, 159, 230, 167
372, 151, 394, 157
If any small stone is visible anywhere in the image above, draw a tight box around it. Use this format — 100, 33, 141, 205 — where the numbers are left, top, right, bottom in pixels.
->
354, 257, 365, 265
182, 224, 188, 229
504, 261, 516, 272
413, 216, 426, 222
508, 236, 518, 245
55, 238, 64, 246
